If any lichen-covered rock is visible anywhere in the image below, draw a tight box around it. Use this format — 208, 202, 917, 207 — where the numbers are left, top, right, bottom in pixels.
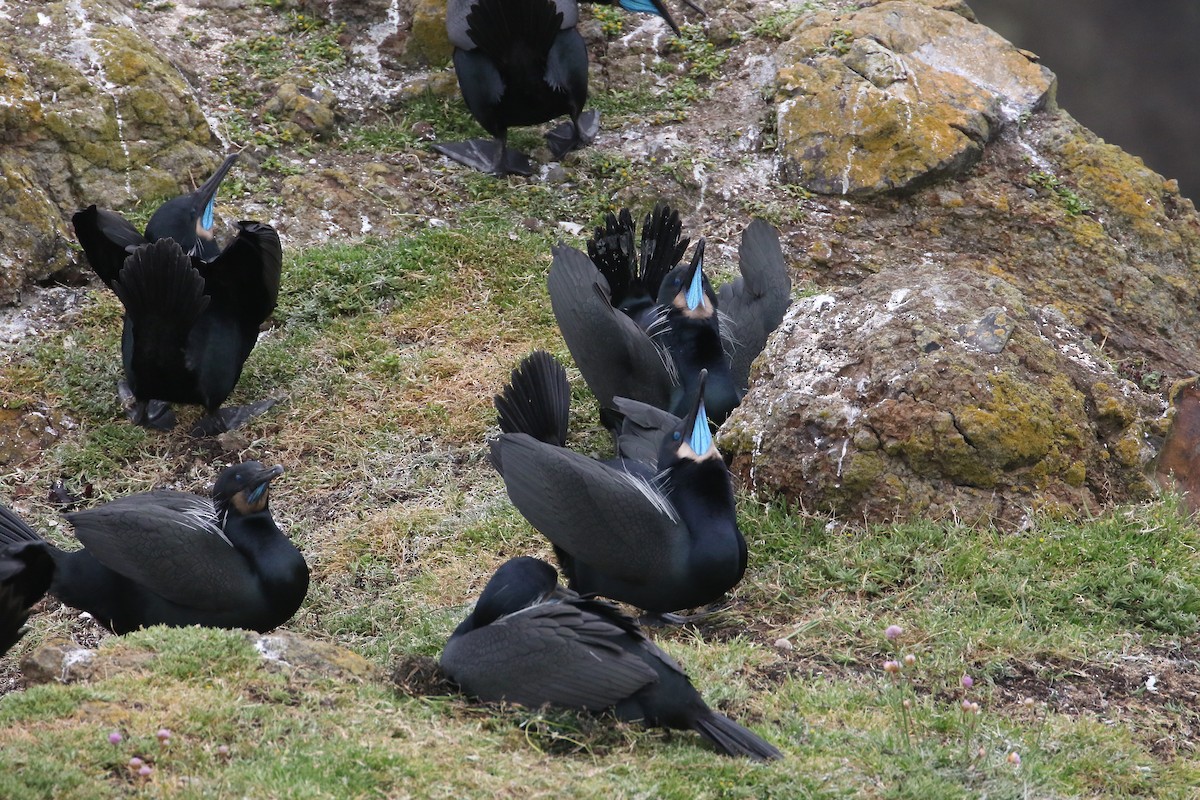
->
774, 0, 1054, 195
720, 265, 1165, 527
265, 82, 340, 140
0, 0, 218, 302
402, 0, 453, 66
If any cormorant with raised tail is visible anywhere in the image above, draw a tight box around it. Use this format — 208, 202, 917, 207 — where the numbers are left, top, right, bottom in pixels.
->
71, 153, 282, 436
436, 0, 684, 176
550, 207, 790, 427
441, 556, 782, 761
490, 351, 747, 615
0, 463, 308, 634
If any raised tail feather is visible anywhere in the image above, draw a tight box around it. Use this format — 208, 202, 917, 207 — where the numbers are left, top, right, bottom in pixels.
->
693, 711, 783, 762
587, 209, 637, 302
494, 351, 571, 446
465, 0, 563, 61
112, 238, 210, 327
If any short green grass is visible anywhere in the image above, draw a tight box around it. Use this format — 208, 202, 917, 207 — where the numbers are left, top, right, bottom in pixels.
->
3, 1, 1199, 797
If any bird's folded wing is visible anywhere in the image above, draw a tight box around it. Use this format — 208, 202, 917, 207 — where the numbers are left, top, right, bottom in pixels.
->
492, 433, 685, 572
197, 222, 283, 324
548, 244, 673, 411
442, 602, 657, 710
71, 205, 148, 290
718, 219, 791, 391
66, 492, 260, 611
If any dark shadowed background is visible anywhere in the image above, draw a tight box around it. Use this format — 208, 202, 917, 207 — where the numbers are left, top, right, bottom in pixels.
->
969, 0, 1200, 199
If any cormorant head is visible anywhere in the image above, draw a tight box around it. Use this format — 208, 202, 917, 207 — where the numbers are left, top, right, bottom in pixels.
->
462, 557, 563, 630
617, 0, 681, 34
660, 368, 718, 465
212, 461, 284, 519
145, 153, 239, 261
660, 239, 714, 319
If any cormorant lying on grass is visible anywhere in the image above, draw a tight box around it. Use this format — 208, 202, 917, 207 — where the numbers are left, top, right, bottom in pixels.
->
550, 207, 790, 427
0, 545, 54, 657
71, 154, 282, 436
0, 463, 308, 634
490, 351, 746, 616
441, 556, 781, 761
436, 0, 682, 176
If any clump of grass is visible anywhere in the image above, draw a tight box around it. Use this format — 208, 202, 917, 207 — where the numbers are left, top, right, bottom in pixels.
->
1028, 169, 1092, 215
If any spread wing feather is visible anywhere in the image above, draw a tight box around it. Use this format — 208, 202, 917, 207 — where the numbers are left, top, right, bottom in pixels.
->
66, 492, 260, 611
71, 205, 148, 290
548, 244, 673, 413
717, 219, 791, 391
491, 433, 685, 572
196, 221, 282, 325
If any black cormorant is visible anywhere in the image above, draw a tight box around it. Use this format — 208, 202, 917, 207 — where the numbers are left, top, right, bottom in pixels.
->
0, 544, 54, 657
0, 463, 308, 634
490, 351, 746, 615
550, 207, 790, 427
435, 0, 682, 176
71, 153, 282, 436
441, 556, 782, 760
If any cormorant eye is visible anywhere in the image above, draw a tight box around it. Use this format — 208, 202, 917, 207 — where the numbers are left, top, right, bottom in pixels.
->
672, 431, 682, 441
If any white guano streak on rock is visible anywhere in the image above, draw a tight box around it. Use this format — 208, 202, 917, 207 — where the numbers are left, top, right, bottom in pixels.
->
65, 0, 134, 200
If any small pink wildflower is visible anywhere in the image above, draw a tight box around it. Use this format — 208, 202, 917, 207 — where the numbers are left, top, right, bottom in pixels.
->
884, 660, 901, 674
884, 625, 903, 640
961, 674, 974, 689
107, 731, 122, 745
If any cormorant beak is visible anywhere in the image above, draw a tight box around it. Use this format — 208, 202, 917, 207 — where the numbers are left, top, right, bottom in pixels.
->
681, 369, 714, 458
683, 239, 707, 312
244, 463, 284, 505
192, 153, 239, 235
619, 0, 681, 34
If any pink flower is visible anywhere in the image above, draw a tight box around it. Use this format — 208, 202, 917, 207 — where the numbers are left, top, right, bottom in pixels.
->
884, 660, 901, 674
961, 674, 974, 689
157, 728, 172, 743
107, 731, 122, 745
885, 625, 903, 640
138, 764, 153, 778
128, 757, 144, 769
1007, 751, 1021, 766
903, 654, 916, 667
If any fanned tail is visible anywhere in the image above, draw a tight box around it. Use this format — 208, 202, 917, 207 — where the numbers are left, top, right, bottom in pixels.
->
639, 202, 689, 298
494, 351, 571, 447
693, 711, 783, 762
113, 239, 209, 325
465, 0, 563, 63
587, 209, 637, 303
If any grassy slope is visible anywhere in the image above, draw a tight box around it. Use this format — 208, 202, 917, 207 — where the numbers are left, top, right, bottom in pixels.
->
2, 4, 1200, 799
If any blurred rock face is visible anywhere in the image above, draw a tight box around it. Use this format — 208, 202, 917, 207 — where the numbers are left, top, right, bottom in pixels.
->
968, 0, 1200, 199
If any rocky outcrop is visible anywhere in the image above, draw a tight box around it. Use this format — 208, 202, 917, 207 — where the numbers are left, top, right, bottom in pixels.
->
720, 1, 1200, 526
774, 0, 1055, 195
721, 265, 1166, 526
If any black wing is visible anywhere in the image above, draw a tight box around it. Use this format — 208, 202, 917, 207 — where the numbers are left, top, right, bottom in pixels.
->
717, 219, 791, 392
441, 600, 657, 710
66, 491, 261, 612
0, 544, 54, 657
71, 205, 148, 290
197, 221, 282, 326
490, 433, 687, 573
548, 244, 673, 414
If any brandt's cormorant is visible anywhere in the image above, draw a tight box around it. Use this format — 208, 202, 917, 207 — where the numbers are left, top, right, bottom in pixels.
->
436, 0, 682, 176
441, 556, 782, 761
0, 545, 54, 657
490, 351, 747, 615
0, 462, 308, 634
550, 206, 790, 426
71, 153, 282, 436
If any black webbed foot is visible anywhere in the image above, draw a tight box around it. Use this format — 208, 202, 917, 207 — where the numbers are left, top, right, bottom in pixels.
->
118, 381, 176, 430
190, 398, 278, 438
433, 139, 534, 176
545, 110, 599, 159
